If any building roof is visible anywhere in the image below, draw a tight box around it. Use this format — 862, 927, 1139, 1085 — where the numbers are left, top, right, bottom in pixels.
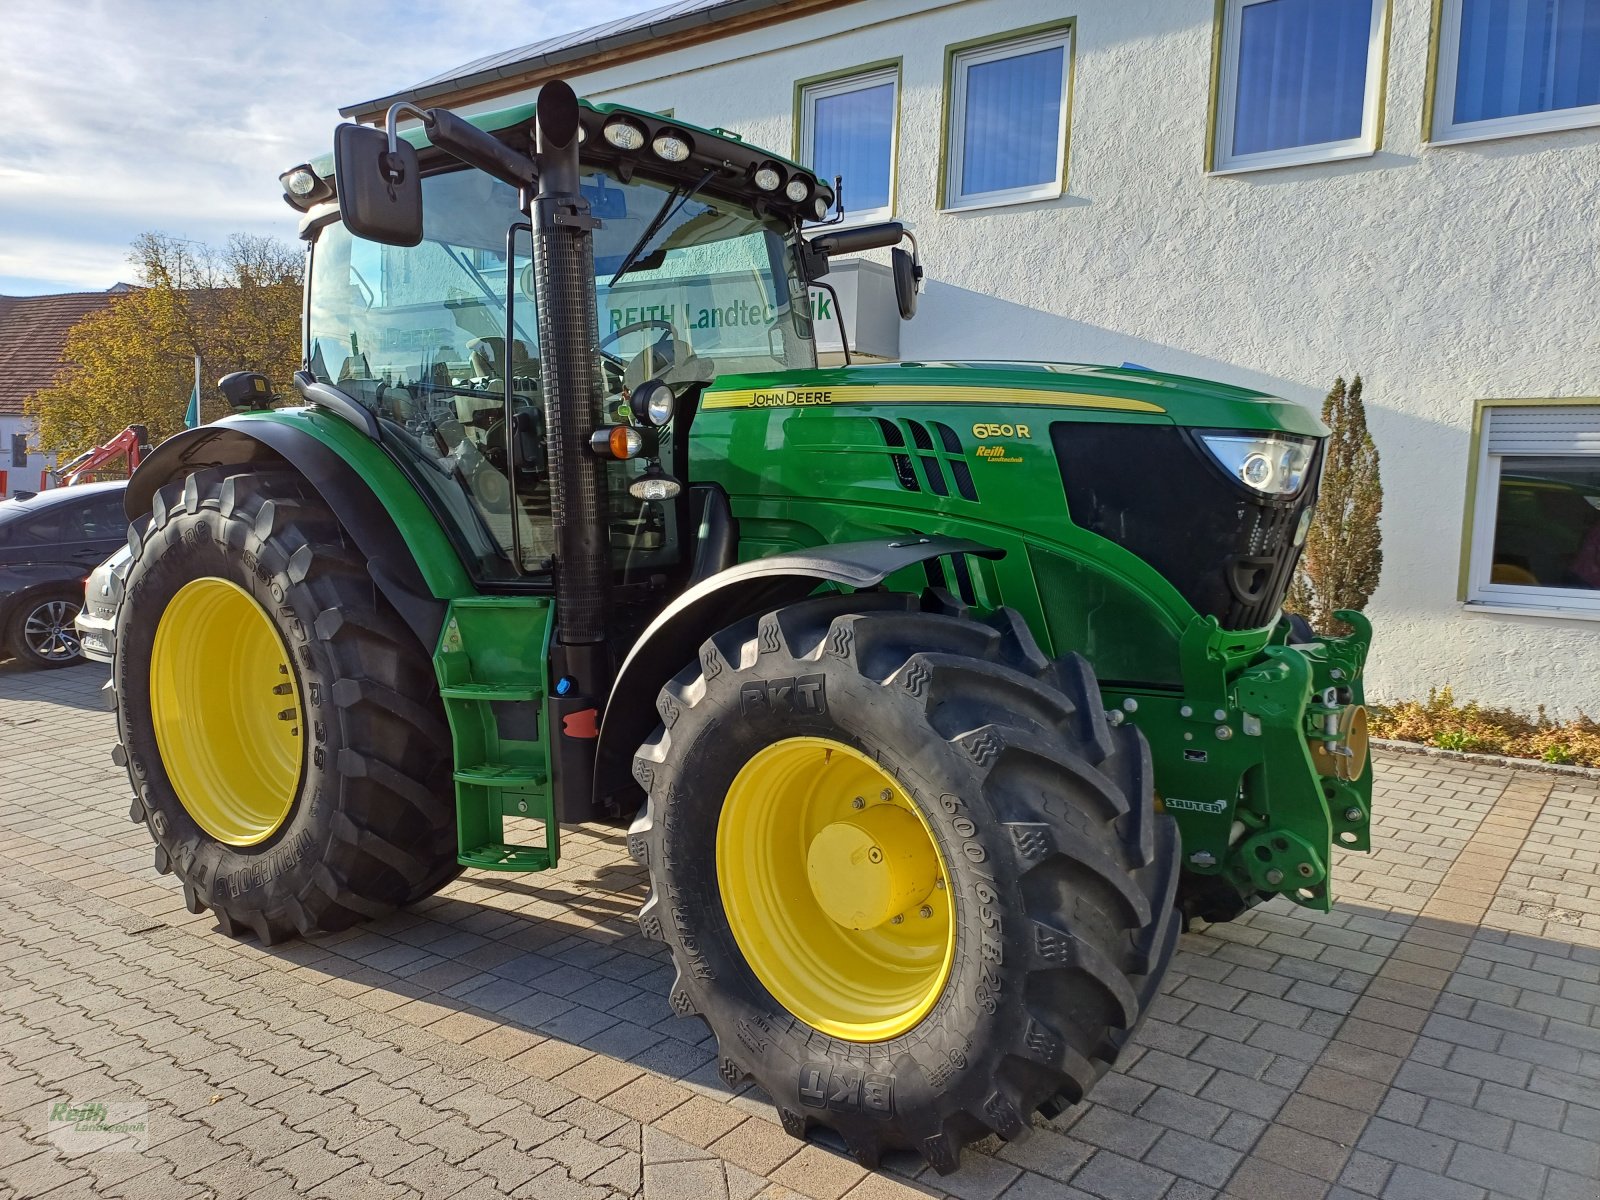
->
342, 0, 839, 119
0, 291, 120, 416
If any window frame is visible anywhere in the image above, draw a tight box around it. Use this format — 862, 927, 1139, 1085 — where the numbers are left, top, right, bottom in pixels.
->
1425, 0, 1600, 146
1207, 0, 1391, 175
1460, 397, 1600, 620
939, 19, 1076, 213
794, 60, 901, 227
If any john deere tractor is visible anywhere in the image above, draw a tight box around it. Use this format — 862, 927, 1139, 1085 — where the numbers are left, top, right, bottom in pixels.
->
111, 81, 1372, 1172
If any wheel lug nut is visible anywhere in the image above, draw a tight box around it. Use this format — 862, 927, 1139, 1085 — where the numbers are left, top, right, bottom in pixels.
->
879, 789, 891, 802
890, 914, 903, 925
934, 878, 945, 890
851, 797, 865, 810
919, 905, 933, 919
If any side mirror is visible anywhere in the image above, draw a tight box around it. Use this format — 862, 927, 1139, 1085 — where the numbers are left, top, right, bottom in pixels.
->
332, 123, 423, 247
891, 246, 921, 320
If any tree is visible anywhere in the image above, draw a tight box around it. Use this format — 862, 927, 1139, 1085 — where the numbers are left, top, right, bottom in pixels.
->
27, 233, 303, 457
1288, 374, 1384, 634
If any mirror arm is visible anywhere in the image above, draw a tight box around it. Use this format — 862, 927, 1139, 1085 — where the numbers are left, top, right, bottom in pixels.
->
384, 102, 431, 157
811, 280, 851, 366
383, 102, 539, 191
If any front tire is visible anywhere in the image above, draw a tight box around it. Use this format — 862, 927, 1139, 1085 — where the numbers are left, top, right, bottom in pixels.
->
114, 467, 460, 943
629, 593, 1180, 1173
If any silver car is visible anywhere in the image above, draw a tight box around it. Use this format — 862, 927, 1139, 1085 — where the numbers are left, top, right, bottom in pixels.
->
76, 543, 131, 665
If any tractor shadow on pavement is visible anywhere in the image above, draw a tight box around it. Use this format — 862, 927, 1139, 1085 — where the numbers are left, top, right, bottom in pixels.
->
0, 658, 112, 713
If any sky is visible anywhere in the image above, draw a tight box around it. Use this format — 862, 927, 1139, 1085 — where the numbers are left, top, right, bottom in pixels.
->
0, 0, 659, 295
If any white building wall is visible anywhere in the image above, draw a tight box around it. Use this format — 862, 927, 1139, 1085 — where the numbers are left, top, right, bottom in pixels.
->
458, 0, 1600, 716
0, 415, 52, 495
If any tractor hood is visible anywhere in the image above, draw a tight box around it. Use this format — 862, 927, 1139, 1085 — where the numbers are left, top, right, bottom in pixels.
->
703, 361, 1327, 437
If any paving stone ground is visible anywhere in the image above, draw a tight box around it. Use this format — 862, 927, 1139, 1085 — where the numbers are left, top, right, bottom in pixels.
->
1, 659, 1598, 1200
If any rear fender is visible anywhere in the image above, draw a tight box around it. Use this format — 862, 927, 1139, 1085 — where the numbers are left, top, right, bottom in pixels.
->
124, 415, 470, 651
592, 535, 1004, 817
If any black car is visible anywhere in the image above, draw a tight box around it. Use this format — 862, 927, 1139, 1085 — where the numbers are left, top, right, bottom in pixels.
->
0, 481, 128, 668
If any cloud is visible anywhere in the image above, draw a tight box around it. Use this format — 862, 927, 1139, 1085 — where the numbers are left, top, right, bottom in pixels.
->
0, 0, 655, 294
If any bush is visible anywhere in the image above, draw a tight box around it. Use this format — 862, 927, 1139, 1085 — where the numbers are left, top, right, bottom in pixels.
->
1370, 687, 1600, 768
1288, 375, 1383, 635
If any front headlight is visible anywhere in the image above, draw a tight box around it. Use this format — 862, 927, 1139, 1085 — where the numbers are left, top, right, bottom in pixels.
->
1200, 433, 1315, 496
632, 379, 675, 427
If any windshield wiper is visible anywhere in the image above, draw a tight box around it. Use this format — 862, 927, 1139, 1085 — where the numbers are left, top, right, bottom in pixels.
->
609, 168, 716, 288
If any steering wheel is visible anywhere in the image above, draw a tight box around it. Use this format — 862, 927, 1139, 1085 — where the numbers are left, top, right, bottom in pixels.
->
599, 318, 678, 355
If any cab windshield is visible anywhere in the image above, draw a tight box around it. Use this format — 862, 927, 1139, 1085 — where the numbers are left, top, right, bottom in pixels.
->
306, 164, 815, 580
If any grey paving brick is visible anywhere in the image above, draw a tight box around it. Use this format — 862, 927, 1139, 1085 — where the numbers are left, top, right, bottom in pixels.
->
1506, 1122, 1600, 1176
1135, 1087, 1228, 1138
1444, 1143, 1546, 1200
1444, 1046, 1532, 1088
1476, 1081, 1565, 1130
1422, 1013, 1506, 1052
1190, 1035, 1273, 1079
1546, 1168, 1600, 1200
1068, 1150, 1173, 1200
1357, 1117, 1455, 1173
1126, 1049, 1213, 1096
1418, 1098, 1512, 1151
1338, 1150, 1394, 1198
1213, 1110, 1267, 1152
1080, 1073, 1155, 1115
1070, 1106, 1163, 1158
1196, 1070, 1287, 1120
1392, 1061, 1482, 1107
1145, 1128, 1241, 1187
1382, 1165, 1486, 1200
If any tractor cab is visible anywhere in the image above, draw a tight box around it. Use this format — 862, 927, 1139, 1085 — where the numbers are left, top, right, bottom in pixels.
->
283, 99, 911, 604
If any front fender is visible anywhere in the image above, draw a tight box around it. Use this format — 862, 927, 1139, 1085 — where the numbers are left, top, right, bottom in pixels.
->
593, 535, 1003, 815
125, 412, 474, 650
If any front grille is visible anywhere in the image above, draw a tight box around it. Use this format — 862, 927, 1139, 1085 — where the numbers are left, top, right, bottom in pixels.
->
1053, 423, 1322, 631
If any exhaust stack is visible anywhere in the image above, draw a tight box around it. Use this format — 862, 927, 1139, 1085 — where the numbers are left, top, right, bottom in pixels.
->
532, 80, 609, 648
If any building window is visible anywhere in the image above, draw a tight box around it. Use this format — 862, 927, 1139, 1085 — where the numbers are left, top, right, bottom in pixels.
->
1465, 401, 1600, 616
797, 63, 898, 223
1211, 0, 1388, 172
943, 23, 1074, 210
1429, 0, 1600, 144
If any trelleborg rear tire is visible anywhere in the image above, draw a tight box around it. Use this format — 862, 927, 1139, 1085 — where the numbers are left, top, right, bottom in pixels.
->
113, 466, 460, 943
628, 592, 1181, 1173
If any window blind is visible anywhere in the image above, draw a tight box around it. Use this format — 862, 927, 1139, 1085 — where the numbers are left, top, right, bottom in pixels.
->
1232, 0, 1375, 156
1485, 404, 1600, 455
1453, 0, 1600, 125
809, 79, 895, 214
959, 43, 1065, 196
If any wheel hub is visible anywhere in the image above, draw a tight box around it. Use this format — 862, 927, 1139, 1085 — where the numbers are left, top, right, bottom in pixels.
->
149, 577, 303, 847
806, 805, 938, 930
717, 736, 955, 1042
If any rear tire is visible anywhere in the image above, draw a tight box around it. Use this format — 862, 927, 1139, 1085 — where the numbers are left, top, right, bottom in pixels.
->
114, 466, 460, 943
629, 592, 1180, 1173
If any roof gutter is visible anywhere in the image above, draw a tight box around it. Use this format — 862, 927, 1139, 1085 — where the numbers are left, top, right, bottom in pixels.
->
341, 0, 848, 121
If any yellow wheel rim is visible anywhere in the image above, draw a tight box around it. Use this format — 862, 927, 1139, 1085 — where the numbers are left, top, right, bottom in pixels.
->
717, 736, 955, 1042
150, 577, 303, 847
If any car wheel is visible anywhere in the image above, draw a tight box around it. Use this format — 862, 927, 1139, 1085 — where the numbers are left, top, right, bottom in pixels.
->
8, 589, 85, 669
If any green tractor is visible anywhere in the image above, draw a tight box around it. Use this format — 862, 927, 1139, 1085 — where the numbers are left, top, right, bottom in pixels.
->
112, 81, 1372, 1172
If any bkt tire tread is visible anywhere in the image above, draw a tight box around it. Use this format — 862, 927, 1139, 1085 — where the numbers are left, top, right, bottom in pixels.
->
629, 591, 1181, 1173
114, 466, 459, 943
